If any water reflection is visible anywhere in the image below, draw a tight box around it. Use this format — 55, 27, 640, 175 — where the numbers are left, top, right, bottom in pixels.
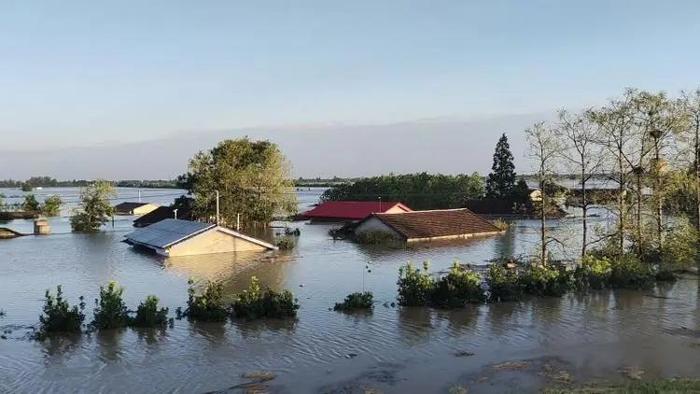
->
96, 329, 125, 362
396, 307, 435, 346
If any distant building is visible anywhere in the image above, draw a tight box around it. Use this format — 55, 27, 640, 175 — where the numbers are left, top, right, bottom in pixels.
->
114, 202, 159, 216
298, 201, 412, 222
354, 208, 503, 243
133, 206, 194, 227
124, 219, 277, 257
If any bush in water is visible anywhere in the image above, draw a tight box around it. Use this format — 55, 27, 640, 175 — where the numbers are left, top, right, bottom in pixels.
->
91, 281, 131, 330
573, 256, 613, 290
185, 280, 228, 322
609, 254, 655, 289
131, 295, 169, 328
397, 262, 435, 306
275, 235, 297, 250
486, 264, 523, 302
520, 264, 572, 297
334, 292, 373, 312
231, 276, 299, 319
430, 262, 486, 308
39, 285, 85, 335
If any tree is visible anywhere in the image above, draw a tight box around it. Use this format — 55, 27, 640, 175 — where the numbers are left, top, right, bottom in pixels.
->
679, 88, 700, 231
185, 138, 297, 227
42, 195, 63, 217
526, 122, 561, 266
70, 181, 116, 232
485, 133, 517, 198
321, 172, 484, 210
555, 109, 605, 258
631, 91, 684, 247
589, 90, 637, 256
22, 194, 40, 212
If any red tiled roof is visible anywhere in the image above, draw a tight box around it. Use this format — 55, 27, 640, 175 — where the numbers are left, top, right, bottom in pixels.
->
300, 201, 412, 221
367, 208, 501, 240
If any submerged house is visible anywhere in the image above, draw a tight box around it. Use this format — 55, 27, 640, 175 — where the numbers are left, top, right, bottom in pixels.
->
124, 219, 277, 257
114, 202, 159, 216
298, 201, 412, 222
133, 206, 194, 227
354, 208, 503, 243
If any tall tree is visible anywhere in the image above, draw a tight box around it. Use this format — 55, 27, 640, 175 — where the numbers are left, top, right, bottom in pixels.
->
526, 122, 561, 266
185, 138, 297, 227
70, 181, 116, 232
589, 90, 636, 256
631, 91, 683, 247
485, 133, 517, 198
679, 88, 700, 231
555, 109, 605, 258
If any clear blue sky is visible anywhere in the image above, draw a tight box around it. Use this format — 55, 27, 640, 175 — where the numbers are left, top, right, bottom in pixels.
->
1, 1, 700, 176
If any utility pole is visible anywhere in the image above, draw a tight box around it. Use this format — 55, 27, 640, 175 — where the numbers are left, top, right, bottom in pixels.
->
215, 190, 220, 225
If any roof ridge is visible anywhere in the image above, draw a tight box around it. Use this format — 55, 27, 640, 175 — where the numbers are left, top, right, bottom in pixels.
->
377, 207, 468, 214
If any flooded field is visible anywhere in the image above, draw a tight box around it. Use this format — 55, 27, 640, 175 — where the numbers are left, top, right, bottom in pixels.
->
1, 188, 699, 393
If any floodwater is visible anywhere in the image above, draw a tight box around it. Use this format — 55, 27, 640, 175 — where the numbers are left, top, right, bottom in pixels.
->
1, 188, 699, 393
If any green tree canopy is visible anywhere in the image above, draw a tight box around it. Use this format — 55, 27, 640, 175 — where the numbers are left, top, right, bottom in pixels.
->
321, 172, 484, 210
485, 133, 517, 198
70, 181, 116, 232
184, 138, 297, 226
22, 194, 40, 212
42, 195, 63, 217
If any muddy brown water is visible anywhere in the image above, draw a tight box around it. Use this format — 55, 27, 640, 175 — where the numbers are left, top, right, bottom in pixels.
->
1, 188, 699, 393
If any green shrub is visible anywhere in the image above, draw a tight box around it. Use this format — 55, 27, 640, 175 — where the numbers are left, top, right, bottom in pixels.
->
574, 256, 612, 290
22, 194, 40, 212
520, 264, 572, 297
486, 264, 522, 302
355, 231, 399, 245
185, 280, 228, 322
92, 281, 130, 330
492, 218, 510, 231
397, 262, 435, 306
659, 219, 699, 271
609, 255, 655, 289
231, 276, 299, 319
334, 292, 373, 311
430, 262, 485, 307
42, 195, 62, 216
275, 235, 297, 250
131, 295, 169, 328
39, 285, 85, 334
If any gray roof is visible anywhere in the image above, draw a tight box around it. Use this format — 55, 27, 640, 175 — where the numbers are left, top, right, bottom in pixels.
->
124, 219, 215, 249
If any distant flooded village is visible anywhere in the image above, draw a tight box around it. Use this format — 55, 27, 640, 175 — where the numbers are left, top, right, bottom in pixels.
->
2, 87, 700, 393
4, 2, 700, 391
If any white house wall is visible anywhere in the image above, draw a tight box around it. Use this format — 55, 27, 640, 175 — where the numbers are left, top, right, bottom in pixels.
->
354, 217, 402, 239
166, 228, 267, 257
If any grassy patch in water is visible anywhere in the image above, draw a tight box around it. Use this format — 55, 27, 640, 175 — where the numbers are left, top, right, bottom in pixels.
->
544, 378, 700, 393
397, 262, 486, 307
334, 292, 373, 312
231, 276, 299, 319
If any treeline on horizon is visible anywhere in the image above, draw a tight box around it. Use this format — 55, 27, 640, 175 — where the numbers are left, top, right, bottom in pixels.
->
0, 177, 183, 189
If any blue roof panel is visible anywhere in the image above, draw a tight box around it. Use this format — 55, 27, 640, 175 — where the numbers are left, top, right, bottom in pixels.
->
124, 219, 214, 249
